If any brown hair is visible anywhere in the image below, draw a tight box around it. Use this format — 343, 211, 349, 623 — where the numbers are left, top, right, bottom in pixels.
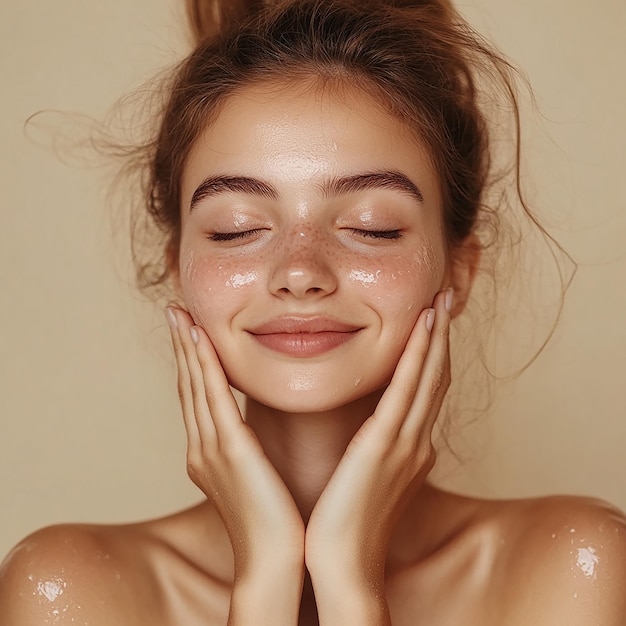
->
132, 0, 524, 291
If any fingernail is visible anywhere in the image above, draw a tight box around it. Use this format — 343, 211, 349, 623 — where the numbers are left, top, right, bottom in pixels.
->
425, 308, 436, 332
190, 327, 199, 344
165, 306, 178, 328
444, 288, 454, 313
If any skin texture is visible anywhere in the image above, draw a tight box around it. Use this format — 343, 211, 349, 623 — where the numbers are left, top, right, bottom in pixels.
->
1, 81, 625, 626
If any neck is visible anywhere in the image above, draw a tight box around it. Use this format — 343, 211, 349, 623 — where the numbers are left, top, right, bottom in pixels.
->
241, 393, 456, 575
244, 392, 382, 522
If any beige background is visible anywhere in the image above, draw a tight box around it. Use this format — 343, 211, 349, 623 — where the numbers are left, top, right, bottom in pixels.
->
1, 1, 625, 560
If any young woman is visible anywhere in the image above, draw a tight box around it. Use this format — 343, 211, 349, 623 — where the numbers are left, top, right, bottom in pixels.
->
1, 1, 625, 624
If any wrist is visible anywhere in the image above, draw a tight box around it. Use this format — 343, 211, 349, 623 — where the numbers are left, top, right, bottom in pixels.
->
229, 563, 304, 626
305, 542, 386, 588
232, 525, 305, 578
308, 573, 390, 626
234, 543, 305, 582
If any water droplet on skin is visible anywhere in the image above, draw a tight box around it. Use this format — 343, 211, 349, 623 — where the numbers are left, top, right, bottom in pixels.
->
573, 592, 579, 599
36, 578, 66, 602
576, 546, 600, 579
551, 533, 557, 539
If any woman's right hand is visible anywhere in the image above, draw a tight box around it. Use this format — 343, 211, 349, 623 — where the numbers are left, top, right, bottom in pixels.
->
166, 306, 304, 624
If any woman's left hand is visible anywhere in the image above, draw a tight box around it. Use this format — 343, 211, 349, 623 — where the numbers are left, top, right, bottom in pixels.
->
305, 288, 452, 623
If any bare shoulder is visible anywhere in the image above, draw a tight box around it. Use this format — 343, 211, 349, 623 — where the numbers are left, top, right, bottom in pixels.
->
0, 523, 165, 626
491, 494, 626, 625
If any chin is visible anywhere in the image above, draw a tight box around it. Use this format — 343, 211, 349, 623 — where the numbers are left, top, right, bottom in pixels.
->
234, 378, 386, 416
236, 386, 346, 415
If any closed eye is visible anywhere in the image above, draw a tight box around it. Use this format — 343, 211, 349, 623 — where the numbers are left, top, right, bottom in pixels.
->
208, 228, 402, 242
351, 229, 402, 240
208, 229, 264, 242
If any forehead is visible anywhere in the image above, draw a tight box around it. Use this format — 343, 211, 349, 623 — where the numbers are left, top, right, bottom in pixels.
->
182, 78, 440, 202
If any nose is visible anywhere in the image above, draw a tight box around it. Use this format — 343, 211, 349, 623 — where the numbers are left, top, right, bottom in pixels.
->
268, 227, 338, 300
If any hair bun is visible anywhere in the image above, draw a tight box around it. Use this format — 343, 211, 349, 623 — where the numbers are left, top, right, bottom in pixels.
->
185, 0, 265, 43
186, 0, 453, 44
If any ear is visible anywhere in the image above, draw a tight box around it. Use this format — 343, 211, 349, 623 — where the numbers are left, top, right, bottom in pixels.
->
445, 233, 481, 318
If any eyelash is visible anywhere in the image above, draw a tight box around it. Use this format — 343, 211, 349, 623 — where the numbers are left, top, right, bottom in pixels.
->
207, 228, 402, 242
351, 229, 402, 240
208, 229, 263, 242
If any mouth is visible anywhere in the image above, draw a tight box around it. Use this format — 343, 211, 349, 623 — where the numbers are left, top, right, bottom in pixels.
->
247, 316, 363, 357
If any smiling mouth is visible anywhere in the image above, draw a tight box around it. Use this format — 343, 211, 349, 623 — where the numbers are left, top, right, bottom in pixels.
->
247, 317, 362, 357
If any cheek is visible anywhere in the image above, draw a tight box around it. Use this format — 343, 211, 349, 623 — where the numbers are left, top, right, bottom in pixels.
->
179, 249, 264, 329
348, 240, 445, 313
405, 240, 447, 310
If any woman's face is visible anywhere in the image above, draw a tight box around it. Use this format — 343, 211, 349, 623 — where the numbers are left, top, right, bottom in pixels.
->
178, 80, 448, 413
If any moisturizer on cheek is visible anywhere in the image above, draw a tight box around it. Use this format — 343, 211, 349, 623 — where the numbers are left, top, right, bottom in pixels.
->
185, 250, 211, 323
184, 249, 197, 282
183, 250, 210, 315
226, 271, 259, 288
348, 269, 381, 287
413, 240, 441, 275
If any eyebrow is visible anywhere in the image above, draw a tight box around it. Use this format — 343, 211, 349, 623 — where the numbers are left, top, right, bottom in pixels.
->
190, 176, 278, 211
189, 170, 424, 211
323, 171, 424, 204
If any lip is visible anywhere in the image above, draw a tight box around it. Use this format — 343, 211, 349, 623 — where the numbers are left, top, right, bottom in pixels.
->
249, 316, 361, 334
247, 316, 362, 357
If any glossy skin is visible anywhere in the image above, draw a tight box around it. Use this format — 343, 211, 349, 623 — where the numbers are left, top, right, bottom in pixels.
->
1, 81, 626, 625
178, 80, 447, 415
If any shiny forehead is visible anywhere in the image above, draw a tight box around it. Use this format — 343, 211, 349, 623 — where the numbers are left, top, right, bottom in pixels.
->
181, 76, 441, 204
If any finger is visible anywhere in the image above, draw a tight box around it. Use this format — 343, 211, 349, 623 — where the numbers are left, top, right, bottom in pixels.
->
372, 304, 435, 438
166, 309, 216, 447
169, 307, 217, 444
192, 324, 245, 442
165, 306, 201, 448
400, 289, 452, 437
